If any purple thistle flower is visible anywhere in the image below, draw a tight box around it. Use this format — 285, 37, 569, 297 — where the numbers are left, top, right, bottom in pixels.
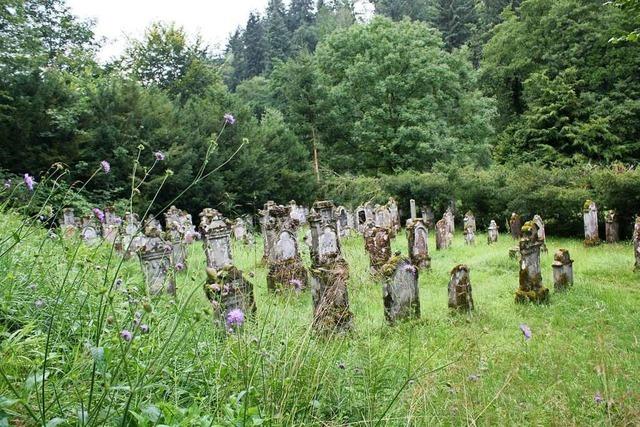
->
289, 279, 303, 291
226, 308, 245, 328
175, 263, 185, 271
93, 208, 105, 223
154, 151, 165, 161
519, 324, 532, 340
23, 173, 35, 191
120, 329, 133, 342
594, 392, 603, 404
4, 179, 11, 189
100, 160, 111, 174
139, 324, 149, 334
223, 113, 236, 125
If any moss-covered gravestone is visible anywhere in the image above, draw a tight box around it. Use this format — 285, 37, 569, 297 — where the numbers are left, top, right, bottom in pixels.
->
444, 207, 455, 235
364, 222, 392, 274
165, 206, 188, 270
388, 197, 400, 235
605, 210, 619, 243
204, 266, 256, 332
138, 221, 175, 296
463, 211, 476, 234
515, 221, 549, 304
552, 249, 574, 292
533, 214, 547, 253
382, 256, 420, 325
266, 204, 308, 292
583, 200, 600, 247
406, 218, 431, 269
199, 208, 232, 270
509, 213, 522, 240
487, 220, 499, 244
436, 218, 451, 250
448, 264, 474, 312
309, 200, 353, 334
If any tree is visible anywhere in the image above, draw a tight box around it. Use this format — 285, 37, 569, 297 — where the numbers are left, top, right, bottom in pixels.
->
288, 0, 315, 31
224, 28, 246, 89
608, 0, 640, 42
435, 0, 477, 50
371, 0, 435, 22
243, 12, 267, 78
265, 0, 291, 69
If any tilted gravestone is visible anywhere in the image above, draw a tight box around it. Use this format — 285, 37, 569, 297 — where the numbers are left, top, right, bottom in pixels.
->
435, 218, 451, 250
309, 200, 353, 333
552, 249, 574, 292
406, 218, 431, 269
509, 213, 522, 240
199, 208, 232, 270
448, 264, 474, 312
515, 221, 549, 304
204, 266, 256, 332
382, 256, 420, 325
605, 210, 619, 243
138, 221, 175, 296
266, 204, 308, 292
583, 200, 600, 247
634, 216, 640, 272
364, 222, 392, 274
487, 220, 499, 244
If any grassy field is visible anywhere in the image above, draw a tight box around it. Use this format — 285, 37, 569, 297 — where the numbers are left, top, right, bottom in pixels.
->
1, 212, 639, 426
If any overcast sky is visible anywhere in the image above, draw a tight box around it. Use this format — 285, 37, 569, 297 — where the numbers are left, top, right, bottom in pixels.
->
67, 0, 271, 61
68, 1, 375, 62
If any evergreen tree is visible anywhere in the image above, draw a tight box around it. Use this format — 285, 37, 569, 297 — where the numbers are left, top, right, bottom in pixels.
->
225, 28, 246, 89
436, 0, 478, 50
265, 0, 291, 69
288, 0, 315, 31
371, 0, 435, 22
243, 12, 267, 78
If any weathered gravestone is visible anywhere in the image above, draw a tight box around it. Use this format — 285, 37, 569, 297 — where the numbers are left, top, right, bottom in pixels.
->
409, 199, 417, 220
309, 201, 353, 333
552, 249, 574, 292
138, 221, 175, 296
259, 201, 277, 263
435, 218, 451, 250
81, 215, 100, 245
364, 222, 392, 274
464, 225, 476, 246
463, 211, 476, 234
122, 212, 144, 259
336, 206, 350, 237
204, 266, 256, 332
375, 204, 393, 235
509, 213, 522, 240
406, 218, 431, 269
289, 200, 307, 225
388, 197, 400, 235
583, 200, 600, 247
634, 216, 640, 272
487, 220, 499, 244
515, 221, 549, 304
444, 207, 455, 236
533, 214, 547, 253
605, 210, 619, 243
200, 208, 232, 270
421, 206, 435, 229
448, 264, 474, 312
60, 207, 77, 238
266, 205, 308, 292
382, 256, 420, 325
102, 206, 121, 244
165, 206, 188, 271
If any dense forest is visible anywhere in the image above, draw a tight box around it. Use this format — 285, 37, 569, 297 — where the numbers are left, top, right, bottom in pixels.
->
1, 0, 639, 228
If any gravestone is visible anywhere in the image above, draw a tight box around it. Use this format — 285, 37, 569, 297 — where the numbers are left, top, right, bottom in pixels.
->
200, 208, 232, 270
409, 199, 417, 220
382, 256, 420, 325
533, 214, 547, 253
515, 221, 549, 304
309, 201, 353, 333
421, 206, 435, 229
60, 207, 77, 238
232, 217, 248, 241
102, 206, 121, 244
81, 215, 100, 245
444, 207, 455, 235
259, 201, 277, 262
204, 266, 256, 332
463, 211, 476, 234
406, 218, 431, 269
487, 220, 499, 244
388, 197, 400, 235
509, 213, 522, 240
448, 264, 474, 312
552, 249, 574, 292
583, 200, 600, 246
435, 218, 451, 250
634, 216, 640, 272
364, 222, 392, 274
165, 206, 188, 270
355, 205, 367, 234
266, 205, 308, 292
336, 206, 350, 237
464, 226, 475, 245
122, 212, 143, 258
138, 221, 175, 296
289, 200, 307, 224
605, 210, 619, 243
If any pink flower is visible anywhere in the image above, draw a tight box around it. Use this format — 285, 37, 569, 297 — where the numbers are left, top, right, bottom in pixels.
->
120, 329, 133, 342
519, 324, 532, 340
223, 113, 236, 125
93, 208, 105, 223
154, 151, 165, 161
139, 324, 149, 334
100, 160, 111, 174
226, 308, 245, 328
175, 263, 185, 271
23, 173, 35, 191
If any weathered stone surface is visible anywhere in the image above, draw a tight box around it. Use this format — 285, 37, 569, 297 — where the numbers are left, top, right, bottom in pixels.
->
406, 219, 431, 269
509, 213, 522, 240
388, 197, 400, 235
464, 226, 475, 246
583, 200, 600, 247
266, 205, 308, 292
204, 266, 256, 332
463, 211, 476, 234
533, 214, 547, 253
487, 220, 499, 244
448, 264, 474, 312
289, 200, 307, 224
409, 199, 417, 220
421, 206, 435, 229
435, 218, 451, 250
444, 207, 455, 235
102, 206, 121, 244
121, 212, 144, 258
552, 249, 573, 292
259, 201, 277, 262
336, 206, 351, 237
515, 221, 549, 304
165, 206, 189, 270
364, 222, 392, 274
60, 207, 77, 238
605, 210, 619, 243
634, 216, 640, 272
382, 256, 420, 325
138, 220, 175, 296
81, 216, 100, 245
199, 208, 232, 270
309, 201, 353, 333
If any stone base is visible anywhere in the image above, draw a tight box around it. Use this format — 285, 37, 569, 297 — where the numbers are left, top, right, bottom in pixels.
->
267, 258, 308, 292
515, 287, 549, 304
311, 259, 353, 334
584, 237, 601, 247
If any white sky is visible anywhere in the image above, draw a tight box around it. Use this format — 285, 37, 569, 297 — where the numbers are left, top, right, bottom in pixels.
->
67, 0, 375, 62
67, 0, 271, 61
